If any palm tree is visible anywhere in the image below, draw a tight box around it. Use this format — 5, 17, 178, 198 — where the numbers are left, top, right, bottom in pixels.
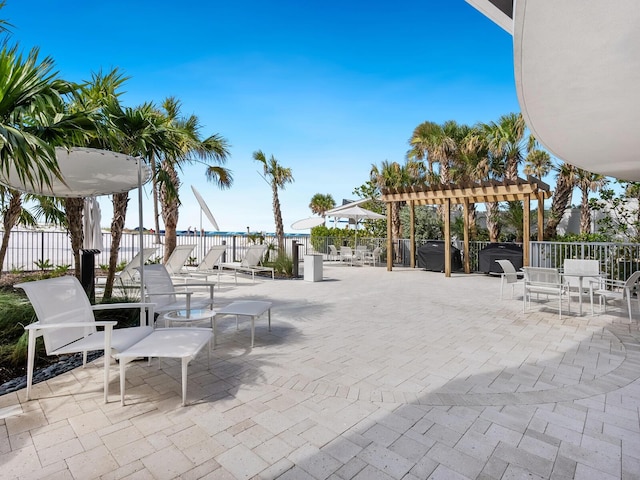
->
370, 159, 425, 262
523, 149, 552, 178
544, 162, 577, 239
0, 45, 87, 272
309, 193, 335, 218
575, 168, 608, 234
407, 121, 442, 178
253, 150, 293, 253
157, 97, 232, 260
98, 100, 177, 299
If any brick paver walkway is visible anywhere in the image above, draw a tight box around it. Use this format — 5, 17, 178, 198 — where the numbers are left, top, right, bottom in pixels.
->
2, 264, 639, 479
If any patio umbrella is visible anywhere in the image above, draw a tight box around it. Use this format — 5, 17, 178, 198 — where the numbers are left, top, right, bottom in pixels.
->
0, 147, 151, 295
328, 204, 385, 228
83, 197, 103, 250
291, 216, 325, 230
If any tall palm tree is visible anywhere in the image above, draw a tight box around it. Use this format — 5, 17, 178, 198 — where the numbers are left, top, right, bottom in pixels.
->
544, 162, 577, 239
253, 150, 293, 253
309, 193, 335, 218
575, 168, 608, 234
370, 159, 425, 262
98, 100, 176, 299
157, 97, 232, 260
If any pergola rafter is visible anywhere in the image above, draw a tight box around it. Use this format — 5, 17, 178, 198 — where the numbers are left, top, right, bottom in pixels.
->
380, 176, 552, 276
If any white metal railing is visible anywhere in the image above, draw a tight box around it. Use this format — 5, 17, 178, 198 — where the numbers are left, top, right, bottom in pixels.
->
0, 230, 312, 273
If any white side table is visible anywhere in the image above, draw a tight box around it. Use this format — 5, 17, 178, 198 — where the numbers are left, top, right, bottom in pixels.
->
214, 300, 272, 348
162, 309, 214, 329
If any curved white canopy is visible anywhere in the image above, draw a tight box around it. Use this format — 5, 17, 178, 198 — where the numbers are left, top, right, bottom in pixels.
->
0, 147, 151, 197
291, 217, 325, 230
191, 185, 219, 231
514, 0, 640, 181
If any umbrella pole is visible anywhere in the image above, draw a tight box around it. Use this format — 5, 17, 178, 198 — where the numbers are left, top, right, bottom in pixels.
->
137, 158, 145, 309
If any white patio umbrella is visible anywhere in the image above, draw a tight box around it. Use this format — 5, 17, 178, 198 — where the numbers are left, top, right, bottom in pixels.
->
291, 216, 325, 230
328, 204, 385, 228
0, 147, 151, 294
191, 185, 220, 259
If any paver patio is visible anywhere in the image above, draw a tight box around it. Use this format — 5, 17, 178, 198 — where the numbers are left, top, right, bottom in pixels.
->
1, 264, 639, 479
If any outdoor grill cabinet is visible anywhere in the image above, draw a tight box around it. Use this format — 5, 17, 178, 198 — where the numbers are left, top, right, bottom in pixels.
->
478, 243, 523, 273
416, 241, 462, 272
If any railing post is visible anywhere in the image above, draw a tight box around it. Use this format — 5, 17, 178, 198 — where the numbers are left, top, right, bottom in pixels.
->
292, 240, 299, 277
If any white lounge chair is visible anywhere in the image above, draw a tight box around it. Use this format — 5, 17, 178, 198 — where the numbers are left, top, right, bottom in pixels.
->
95, 247, 158, 295
219, 244, 275, 282
175, 245, 227, 282
495, 259, 524, 299
16, 276, 155, 403
139, 264, 216, 317
164, 244, 196, 276
590, 270, 640, 321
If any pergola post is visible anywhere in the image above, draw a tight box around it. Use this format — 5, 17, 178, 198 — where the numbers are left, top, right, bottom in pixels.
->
537, 190, 544, 240
523, 194, 531, 266
386, 202, 393, 271
444, 198, 451, 277
463, 199, 470, 274
409, 201, 415, 268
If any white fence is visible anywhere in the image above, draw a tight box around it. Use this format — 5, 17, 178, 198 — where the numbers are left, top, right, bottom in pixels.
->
0, 230, 312, 273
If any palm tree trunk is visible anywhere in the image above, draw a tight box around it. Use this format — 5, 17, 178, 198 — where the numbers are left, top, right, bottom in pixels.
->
103, 192, 129, 300
485, 202, 501, 242
149, 153, 162, 244
544, 168, 575, 239
160, 163, 180, 262
64, 197, 85, 279
467, 203, 478, 240
272, 183, 285, 254
580, 187, 591, 234
0, 190, 22, 272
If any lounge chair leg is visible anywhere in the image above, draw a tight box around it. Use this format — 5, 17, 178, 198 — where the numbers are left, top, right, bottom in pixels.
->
26, 330, 36, 401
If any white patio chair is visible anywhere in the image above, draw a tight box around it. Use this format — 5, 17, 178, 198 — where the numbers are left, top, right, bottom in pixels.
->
339, 246, 357, 266
363, 246, 382, 266
139, 264, 216, 317
174, 245, 227, 282
16, 276, 155, 403
219, 244, 275, 282
590, 270, 640, 321
96, 247, 158, 295
523, 267, 570, 318
328, 244, 340, 262
495, 259, 524, 299
164, 244, 196, 276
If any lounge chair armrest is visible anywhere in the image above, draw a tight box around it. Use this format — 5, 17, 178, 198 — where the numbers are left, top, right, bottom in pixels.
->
91, 302, 155, 311
25, 320, 117, 330
144, 291, 193, 297
177, 281, 216, 287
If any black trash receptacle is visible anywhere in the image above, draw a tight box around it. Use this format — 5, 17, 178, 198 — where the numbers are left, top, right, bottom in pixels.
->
478, 243, 523, 273
81, 249, 100, 302
417, 241, 462, 272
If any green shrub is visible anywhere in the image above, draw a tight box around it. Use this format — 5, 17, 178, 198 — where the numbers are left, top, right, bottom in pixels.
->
272, 253, 294, 276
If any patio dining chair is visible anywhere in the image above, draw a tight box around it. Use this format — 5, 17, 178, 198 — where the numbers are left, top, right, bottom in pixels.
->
495, 259, 524, 299
523, 266, 570, 318
363, 246, 382, 266
590, 270, 640, 321
17, 276, 155, 403
339, 246, 358, 266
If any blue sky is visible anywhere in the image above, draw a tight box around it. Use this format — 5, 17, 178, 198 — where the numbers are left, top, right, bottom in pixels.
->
5, 1, 520, 233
